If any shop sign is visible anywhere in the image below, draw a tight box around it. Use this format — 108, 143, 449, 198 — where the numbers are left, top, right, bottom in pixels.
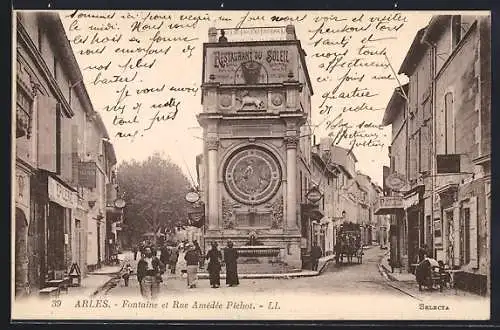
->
403, 192, 419, 210
78, 161, 97, 189
385, 172, 406, 191
204, 45, 298, 84
48, 176, 77, 209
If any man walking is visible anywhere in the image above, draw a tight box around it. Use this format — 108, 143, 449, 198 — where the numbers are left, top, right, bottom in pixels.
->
169, 246, 179, 275
137, 247, 165, 300
311, 243, 323, 271
184, 243, 200, 288
206, 242, 222, 288
224, 241, 239, 287
193, 240, 203, 270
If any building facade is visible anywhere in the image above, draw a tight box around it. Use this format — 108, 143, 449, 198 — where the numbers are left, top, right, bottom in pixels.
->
197, 25, 313, 271
310, 143, 337, 257
376, 14, 491, 295
14, 12, 119, 296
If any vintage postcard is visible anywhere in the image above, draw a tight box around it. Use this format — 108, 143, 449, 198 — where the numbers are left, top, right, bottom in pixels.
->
11, 9, 491, 320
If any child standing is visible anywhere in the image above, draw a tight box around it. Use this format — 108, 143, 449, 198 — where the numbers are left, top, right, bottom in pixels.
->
122, 264, 132, 287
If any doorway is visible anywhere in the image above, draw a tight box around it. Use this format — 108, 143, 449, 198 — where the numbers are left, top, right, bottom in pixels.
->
97, 221, 101, 267
75, 219, 84, 272
15, 208, 28, 297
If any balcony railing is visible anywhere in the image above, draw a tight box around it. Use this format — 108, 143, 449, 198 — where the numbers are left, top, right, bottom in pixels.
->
208, 26, 297, 43
374, 196, 404, 215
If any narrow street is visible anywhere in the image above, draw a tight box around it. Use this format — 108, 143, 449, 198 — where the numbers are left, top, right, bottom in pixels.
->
102, 247, 483, 303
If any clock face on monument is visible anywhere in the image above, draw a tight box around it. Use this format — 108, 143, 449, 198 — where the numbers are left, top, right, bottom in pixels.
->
224, 147, 282, 205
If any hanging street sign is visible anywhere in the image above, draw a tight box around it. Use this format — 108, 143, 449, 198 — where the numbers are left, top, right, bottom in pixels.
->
306, 186, 323, 204
114, 198, 126, 209
185, 191, 200, 203
385, 172, 406, 191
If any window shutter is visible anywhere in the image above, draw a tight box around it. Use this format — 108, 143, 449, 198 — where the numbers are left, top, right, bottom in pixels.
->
61, 115, 73, 181
421, 126, 429, 172
469, 196, 479, 268
71, 124, 79, 185
453, 207, 460, 266
36, 94, 57, 172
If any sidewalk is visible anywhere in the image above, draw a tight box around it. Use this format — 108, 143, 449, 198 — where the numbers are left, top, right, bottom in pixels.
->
378, 251, 416, 282
65, 253, 128, 297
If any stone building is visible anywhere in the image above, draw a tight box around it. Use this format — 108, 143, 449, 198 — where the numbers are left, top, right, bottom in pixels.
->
14, 12, 118, 296
310, 143, 338, 257
376, 83, 409, 272
424, 15, 491, 295
197, 25, 313, 272
377, 14, 491, 295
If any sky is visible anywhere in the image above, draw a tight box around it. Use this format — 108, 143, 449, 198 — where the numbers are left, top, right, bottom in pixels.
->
55, 10, 440, 187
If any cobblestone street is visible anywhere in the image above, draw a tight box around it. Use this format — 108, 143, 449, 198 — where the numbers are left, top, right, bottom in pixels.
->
102, 247, 485, 303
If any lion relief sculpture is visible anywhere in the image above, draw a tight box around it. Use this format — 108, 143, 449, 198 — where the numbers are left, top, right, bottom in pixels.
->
236, 90, 265, 111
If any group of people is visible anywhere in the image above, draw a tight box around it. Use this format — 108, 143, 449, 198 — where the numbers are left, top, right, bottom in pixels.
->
414, 245, 452, 291
134, 240, 240, 300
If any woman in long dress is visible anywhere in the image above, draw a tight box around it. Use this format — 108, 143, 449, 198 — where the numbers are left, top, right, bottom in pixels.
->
223, 241, 239, 287
206, 242, 222, 288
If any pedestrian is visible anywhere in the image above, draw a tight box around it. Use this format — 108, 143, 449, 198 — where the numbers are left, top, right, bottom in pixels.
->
223, 240, 239, 287
122, 263, 132, 287
193, 240, 203, 269
132, 245, 138, 261
206, 242, 222, 288
418, 244, 429, 262
137, 247, 165, 300
160, 244, 170, 267
334, 241, 341, 264
311, 243, 322, 271
184, 243, 200, 288
169, 246, 179, 275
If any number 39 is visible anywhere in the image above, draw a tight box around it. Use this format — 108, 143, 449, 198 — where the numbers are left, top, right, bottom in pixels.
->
51, 299, 61, 307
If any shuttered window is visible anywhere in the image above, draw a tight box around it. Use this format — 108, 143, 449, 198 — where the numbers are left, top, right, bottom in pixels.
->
420, 126, 430, 172
36, 95, 57, 172
469, 196, 479, 268
453, 207, 460, 266
444, 92, 455, 154
61, 114, 73, 181
71, 125, 79, 186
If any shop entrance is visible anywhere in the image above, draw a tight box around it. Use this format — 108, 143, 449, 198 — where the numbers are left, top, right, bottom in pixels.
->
47, 202, 65, 272
15, 208, 28, 297
407, 209, 420, 270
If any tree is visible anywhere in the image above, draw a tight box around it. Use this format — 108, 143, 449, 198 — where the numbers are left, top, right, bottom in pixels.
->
117, 152, 192, 246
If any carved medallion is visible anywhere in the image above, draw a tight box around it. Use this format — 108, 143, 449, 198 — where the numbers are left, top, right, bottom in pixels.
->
224, 147, 282, 205
271, 94, 283, 107
219, 94, 232, 108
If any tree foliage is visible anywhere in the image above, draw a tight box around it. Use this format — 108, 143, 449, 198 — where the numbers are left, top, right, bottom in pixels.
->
117, 152, 192, 245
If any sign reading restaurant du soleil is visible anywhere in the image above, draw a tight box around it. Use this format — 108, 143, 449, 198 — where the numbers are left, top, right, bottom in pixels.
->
204, 45, 299, 84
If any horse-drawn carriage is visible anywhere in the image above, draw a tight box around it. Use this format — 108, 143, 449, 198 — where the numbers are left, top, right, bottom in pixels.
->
335, 222, 363, 264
